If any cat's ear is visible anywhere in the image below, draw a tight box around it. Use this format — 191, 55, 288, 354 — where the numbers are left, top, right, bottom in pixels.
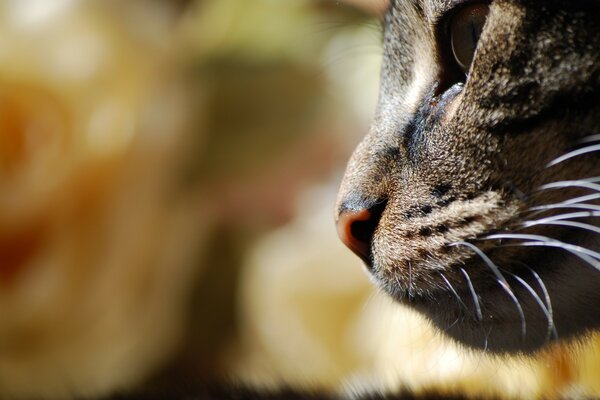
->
340, 0, 390, 17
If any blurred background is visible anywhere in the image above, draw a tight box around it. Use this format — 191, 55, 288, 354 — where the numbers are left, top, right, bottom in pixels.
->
1, 0, 599, 399
0, 0, 386, 397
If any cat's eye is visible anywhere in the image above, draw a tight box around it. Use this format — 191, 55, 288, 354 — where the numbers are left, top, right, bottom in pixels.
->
449, 4, 489, 73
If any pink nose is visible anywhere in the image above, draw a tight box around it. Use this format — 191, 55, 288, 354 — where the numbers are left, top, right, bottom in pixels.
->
336, 208, 378, 263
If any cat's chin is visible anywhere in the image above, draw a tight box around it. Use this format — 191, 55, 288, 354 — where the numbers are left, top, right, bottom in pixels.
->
403, 287, 557, 354
372, 267, 555, 353
369, 237, 600, 354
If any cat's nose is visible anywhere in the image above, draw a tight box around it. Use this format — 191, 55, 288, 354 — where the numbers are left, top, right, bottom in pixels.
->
336, 205, 382, 263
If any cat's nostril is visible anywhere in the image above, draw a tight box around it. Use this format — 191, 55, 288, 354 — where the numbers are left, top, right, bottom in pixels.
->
336, 205, 383, 263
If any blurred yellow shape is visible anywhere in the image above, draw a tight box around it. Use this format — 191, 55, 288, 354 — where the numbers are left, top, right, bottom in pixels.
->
0, 1, 206, 398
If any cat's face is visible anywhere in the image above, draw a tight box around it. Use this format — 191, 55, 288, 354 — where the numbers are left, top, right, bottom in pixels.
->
336, 0, 600, 352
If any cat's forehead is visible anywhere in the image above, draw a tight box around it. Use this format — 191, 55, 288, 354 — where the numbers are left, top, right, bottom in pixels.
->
389, 0, 464, 24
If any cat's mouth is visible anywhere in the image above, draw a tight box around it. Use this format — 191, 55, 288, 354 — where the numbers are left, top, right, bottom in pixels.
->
368, 190, 518, 293
363, 190, 567, 352
368, 239, 550, 353
365, 188, 600, 352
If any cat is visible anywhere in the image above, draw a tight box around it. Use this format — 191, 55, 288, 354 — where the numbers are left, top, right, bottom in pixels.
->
112, 0, 600, 398
336, 0, 600, 354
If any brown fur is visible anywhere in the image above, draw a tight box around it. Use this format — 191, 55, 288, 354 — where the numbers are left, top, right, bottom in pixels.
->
336, 0, 600, 352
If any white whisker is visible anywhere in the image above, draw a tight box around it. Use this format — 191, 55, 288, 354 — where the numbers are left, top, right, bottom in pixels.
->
502, 242, 600, 273
537, 178, 600, 194
524, 211, 600, 225
439, 272, 469, 312
408, 260, 414, 298
578, 134, 600, 144
561, 193, 600, 205
453, 242, 526, 339
519, 194, 600, 222
524, 195, 600, 221
459, 267, 483, 322
547, 144, 600, 167
521, 220, 600, 235
520, 264, 557, 341
504, 270, 558, 341
485, 233, 600, 262
489, 233, 600, 273
529, 203, 600, 213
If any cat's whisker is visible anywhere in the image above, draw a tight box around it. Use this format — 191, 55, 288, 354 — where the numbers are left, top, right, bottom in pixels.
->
459, 267, 483, 322
521, 204, 600, 225
547, 144, 600, 167
485, 233, 600, 262
503, 269, 557, 341
487, 233, 600, 274
536, 178, 600, 194
502, 242, 600, 276
520, 220, 600, 235
438, 271, 469, 313
519, 264, 557, 340
408, 260, 414, 299
528, 203, 600, 213
576, 134, 600, 144
522, 193, 600, 221
482, 327, 492, 353
508, 198, 600, 228
436, 273, 465, 332
393, 274, 405, 298
559, 192, 600, 205
521, 211, 600, 225
452, 241, 526, 340
447, 317, 462, 331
